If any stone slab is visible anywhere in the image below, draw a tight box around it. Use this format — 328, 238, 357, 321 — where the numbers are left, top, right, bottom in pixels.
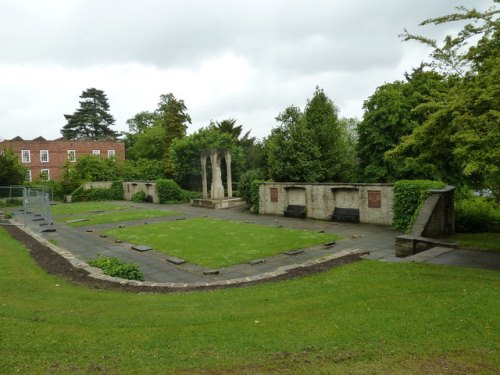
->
132, 245, 153, 252
284, 249, 304, 256
66, 219, 89, 223
166, 256, 186, 265
203, 269, 220, 275
249, 259, 267, 265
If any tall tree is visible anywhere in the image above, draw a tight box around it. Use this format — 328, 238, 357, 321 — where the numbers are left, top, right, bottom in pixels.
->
61, 88, 117, 140
390, 2, 499, 192
357, 68, 444, 182
265, 88, 356, 182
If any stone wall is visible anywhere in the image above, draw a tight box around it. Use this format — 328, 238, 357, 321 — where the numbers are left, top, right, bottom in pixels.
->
259, 182, 394, 225
123, 182, 159, 203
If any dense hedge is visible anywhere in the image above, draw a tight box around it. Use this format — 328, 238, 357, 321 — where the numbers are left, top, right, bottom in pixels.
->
455, 197, 500, 233
157, 179, 200, 204
393, 180, 446, 232
88, 255, 144, 281
131, 191, 147, 203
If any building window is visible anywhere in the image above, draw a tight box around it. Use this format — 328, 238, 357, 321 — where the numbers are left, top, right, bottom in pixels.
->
25, 170, 32, 182
21, 150, 31, 163
107, 149, 115, 159
92, 149, 101, 156
40, 169, 50, 182
68, 150, 76, 162
40, 150, 49, 163
368, 190, 382, 208
270, 188, 279, 203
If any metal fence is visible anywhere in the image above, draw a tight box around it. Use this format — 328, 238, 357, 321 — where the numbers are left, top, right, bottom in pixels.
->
0, 185, 54, 232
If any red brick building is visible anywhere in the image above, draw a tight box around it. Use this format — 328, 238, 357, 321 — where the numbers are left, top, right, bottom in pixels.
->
0, 136, 125, 181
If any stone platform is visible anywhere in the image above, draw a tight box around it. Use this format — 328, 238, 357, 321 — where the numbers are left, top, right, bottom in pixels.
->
191, 197, 246, 209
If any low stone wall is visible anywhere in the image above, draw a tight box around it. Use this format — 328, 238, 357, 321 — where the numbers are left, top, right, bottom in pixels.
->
123, 182, 159, 203
259, 182, 394, 225
83, 181, 113, 190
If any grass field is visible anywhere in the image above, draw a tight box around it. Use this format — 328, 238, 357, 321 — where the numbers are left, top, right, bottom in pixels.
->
103, 218, 340, 268
445, 232, 500, 252
1, 227, 498, 374
61, 209, 180, 227
51, 202, 129, 215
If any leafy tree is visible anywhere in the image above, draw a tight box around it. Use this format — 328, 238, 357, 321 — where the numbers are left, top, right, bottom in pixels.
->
63, 155, 119, 185
124, 93, 191, 175
170, 127, 243, 191
390, 2, 499, 193
0, 150, 26, 185
121, 159, 166, 181
61, 88, 117, 140
210, 118, 264, 171
265, 88, 356, 182
357, 68, 445, 182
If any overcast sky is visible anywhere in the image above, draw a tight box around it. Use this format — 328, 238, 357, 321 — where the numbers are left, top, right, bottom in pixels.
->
0, 0, 493, 141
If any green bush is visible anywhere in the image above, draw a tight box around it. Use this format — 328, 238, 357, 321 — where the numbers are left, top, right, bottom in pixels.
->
110, 180, 124, 200
156, 179, 199, 203
132, 191, 147, 203
88, 255, 144, 281
455, 197, 500, 233
250, 180, 264, 213
157, 179, 183, 203
0, 198, 23, 208
393, 180, 446, 232
239, 170, 263, 204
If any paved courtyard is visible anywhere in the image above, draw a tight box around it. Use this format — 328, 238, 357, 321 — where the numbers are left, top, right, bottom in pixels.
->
11, 201, 499, 285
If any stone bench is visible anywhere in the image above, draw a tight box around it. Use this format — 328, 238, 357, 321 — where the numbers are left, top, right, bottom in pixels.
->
284, 205, 306, 219
331, 207, 360, 224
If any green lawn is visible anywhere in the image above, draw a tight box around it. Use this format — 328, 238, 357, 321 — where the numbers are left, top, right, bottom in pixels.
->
445, 232, 500, 252
62, 209, 180, 227
51, 201, 128, 215
103, 218, 340, 268
0, 227, 498, 374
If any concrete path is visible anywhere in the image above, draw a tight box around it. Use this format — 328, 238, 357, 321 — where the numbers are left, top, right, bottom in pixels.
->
11, 201, 500, 286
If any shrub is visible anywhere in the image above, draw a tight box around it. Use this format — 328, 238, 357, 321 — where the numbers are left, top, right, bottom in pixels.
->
88, 255, 144, 281
110, 180, 124, 200
455, 197, 500, 233
393, 180, 446, 232
250, 180, 264, 213
132, 190, 147, 203
156, 179, 199, 203
0, 198, 23, 208
157, 179, 183, 203
239, 170, 263, 204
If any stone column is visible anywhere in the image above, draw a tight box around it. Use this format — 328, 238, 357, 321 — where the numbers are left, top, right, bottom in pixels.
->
201, 156, 208, 199
210, 152, 225, 199
225, 151, 232, 198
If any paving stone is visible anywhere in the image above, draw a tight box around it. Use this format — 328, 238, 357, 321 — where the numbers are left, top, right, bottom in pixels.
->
86, 229, 93, 232
248, 259, 266, 265
323, 241, 336, 247
203, 269, 220, 275
284, 249, 304, 255
67, 219, 89, 223
175, 218, 186, 221
115, 240, 123, 243
100, 234, 107, 238
166, 256, 186, 265
132, 245, 153, 252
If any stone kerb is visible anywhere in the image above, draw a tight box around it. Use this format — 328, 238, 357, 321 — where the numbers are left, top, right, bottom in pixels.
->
12, 220, 366, 290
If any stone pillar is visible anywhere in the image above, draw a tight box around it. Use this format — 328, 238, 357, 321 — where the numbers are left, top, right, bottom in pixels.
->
201, 156, 208, 199
210, 152, 225, 199
225, 151, 232, 198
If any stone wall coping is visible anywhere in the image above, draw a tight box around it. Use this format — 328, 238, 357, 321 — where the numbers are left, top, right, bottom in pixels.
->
260, 182, 394, 187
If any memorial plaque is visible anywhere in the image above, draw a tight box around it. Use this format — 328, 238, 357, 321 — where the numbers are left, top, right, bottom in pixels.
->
368, 190, 381, 208
270, 188, 279, 203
